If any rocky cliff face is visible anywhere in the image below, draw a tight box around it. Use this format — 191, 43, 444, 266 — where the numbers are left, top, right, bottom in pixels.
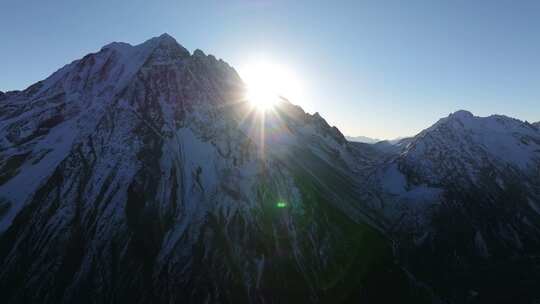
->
0, 34, 426, 303
374, 110, 540, 302
1, 34, 539, 303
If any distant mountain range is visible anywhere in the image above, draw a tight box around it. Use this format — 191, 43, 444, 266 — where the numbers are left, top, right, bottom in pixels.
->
346, 135, 381, 144
1, 34, 539, 303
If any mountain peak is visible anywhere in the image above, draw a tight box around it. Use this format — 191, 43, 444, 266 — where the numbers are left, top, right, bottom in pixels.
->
101, 41, 132, 51
423, 110, 476, 133
101, 33, 189, 59
448, 109, 474, 120
158, 32, 174, 39
154, 32, 178, 45
405, 110, 540, 177
193, 49, 206, 57
144, 33, 185, 50
2, 33, 540, 303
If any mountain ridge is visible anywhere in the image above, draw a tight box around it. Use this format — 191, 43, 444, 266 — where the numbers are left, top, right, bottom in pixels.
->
370, 108, 540, 302
1, 34, 539, 303
0, 34, 428, 303
346, 135, 381, 144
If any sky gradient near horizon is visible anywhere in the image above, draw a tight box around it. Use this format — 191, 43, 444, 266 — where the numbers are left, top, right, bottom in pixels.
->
1, 0, 539, 139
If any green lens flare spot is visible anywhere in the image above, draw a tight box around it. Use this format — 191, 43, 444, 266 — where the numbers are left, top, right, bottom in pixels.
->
276, 202, 287, 208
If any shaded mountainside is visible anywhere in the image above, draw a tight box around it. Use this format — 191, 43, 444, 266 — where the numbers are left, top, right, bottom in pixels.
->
373, 110, 540, 303
0, 34, 429, 303
1, 33, 540, 304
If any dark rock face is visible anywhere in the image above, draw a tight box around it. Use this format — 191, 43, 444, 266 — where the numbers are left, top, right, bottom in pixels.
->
376, 112, 540, 303
1, 34, 539, 304
0, 35, 427, 303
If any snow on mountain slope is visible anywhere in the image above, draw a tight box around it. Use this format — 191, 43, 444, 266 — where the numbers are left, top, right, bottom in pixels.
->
368, 137, 413, 155
346, 135, 380, 144
377, 109, 540, 234
402, 110, 540, 179
2, 33, 538, 303
0, 34, 204, 232
0, 34, 425, 303
374, 110, 540, 197
372, 110, 540, 303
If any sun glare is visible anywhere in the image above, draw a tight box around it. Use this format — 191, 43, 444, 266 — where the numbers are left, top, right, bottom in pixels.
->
240, 62, 303, 111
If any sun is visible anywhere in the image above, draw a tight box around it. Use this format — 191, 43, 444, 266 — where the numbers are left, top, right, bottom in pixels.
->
240, 61, 303, 111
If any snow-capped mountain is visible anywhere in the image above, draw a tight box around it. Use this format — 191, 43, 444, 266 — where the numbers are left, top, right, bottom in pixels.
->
368, 137, 413, 155
345, 135, 380, 144
0, 34, 426, 303
1, 34, 539, 303
374, 110, 540, 302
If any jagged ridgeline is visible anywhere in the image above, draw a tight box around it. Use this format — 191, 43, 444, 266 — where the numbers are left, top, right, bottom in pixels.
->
0, 34, 430, 303
1, 34, 540, 304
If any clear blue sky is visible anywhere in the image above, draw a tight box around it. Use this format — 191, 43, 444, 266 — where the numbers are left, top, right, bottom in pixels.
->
1, 0, 539, 139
